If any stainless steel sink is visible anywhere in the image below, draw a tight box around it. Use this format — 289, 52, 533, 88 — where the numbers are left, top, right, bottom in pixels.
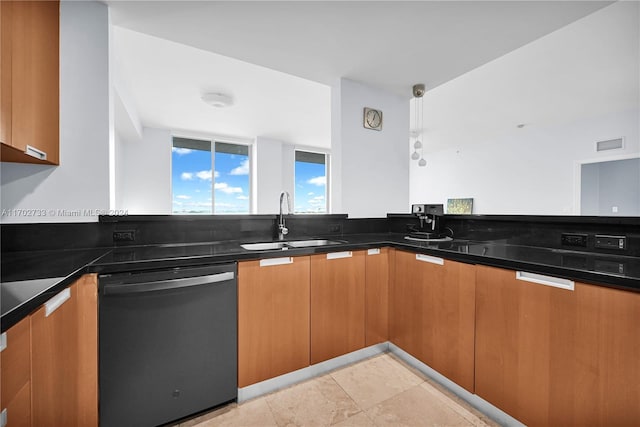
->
241, 239, 343, 251
286, 239, 342, 248
240, 242, 290, 250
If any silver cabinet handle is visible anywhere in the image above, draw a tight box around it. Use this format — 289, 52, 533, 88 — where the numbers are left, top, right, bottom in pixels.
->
45, 288, 71, 317
416, 254, 444, 265
25, 145, 47, 161
367, 248, 381, 255
0, 333, 6, 353
327, 251, 352, 260
1, 408, 7, 427
516, 271, 574, 291
260, 257, 293, 267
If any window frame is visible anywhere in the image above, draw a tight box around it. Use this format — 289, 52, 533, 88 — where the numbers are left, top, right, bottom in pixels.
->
293, 148, 331, 214
171, 132, 254, 215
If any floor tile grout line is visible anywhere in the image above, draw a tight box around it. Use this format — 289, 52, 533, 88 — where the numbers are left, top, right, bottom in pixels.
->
419, 382, 487, 426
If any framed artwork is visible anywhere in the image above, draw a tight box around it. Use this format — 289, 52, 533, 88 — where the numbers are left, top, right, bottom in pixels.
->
447, 198, 473, 214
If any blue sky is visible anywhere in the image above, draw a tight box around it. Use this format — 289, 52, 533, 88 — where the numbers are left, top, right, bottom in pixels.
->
172, 146, 326, 214
295, 160, 327, 213
172, 146, 249, 214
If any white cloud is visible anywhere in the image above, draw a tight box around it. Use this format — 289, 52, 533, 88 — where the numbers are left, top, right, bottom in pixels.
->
230, 159, 249, 176
172, 147, 193, 155
307, 176, 326, 186
214, 170, 220, 178
236, 195, 249, 200
309, 195, 325, 206
214, 182, 243, 194
182, 170, 217, 181
307, 192, 314, 196
176, 195, 191, 200
196, 170, 212, 181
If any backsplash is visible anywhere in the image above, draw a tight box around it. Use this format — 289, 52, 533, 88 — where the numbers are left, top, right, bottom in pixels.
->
388, 214, 640, 257
1, 214, 386, 252
2, 214, 638, 257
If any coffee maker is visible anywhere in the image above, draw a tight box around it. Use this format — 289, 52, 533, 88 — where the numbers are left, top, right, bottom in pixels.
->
408, 204, 445, 239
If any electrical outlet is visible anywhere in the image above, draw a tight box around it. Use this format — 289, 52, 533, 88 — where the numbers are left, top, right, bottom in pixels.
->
113, 230, 136, 242
595, 235, 626, 250
328, 224, 342, 233
561, 233, 587, 247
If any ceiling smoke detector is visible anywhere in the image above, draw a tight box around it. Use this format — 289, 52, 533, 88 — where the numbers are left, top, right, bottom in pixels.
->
201, 92, 234, 108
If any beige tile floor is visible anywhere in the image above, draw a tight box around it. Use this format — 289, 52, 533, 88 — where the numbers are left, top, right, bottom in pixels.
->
178, 353, 499, 427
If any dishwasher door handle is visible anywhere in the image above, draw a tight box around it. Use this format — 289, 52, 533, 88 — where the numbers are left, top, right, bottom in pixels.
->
103, 271, 235, 295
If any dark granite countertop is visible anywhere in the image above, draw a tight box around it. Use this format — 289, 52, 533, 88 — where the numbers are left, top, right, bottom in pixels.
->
2, 232, 639, 332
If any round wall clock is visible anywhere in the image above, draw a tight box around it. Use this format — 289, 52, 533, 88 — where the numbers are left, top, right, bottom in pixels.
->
363, 107, 383, 131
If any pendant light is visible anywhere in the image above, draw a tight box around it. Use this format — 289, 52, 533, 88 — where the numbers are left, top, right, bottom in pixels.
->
411, 84, 426, 167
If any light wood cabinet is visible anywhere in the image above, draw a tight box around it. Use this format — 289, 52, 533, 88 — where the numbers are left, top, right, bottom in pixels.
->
475, 265, 640, 426
31, 274, 98, 426
310, 250, 366, 364
365, 247, 390, 346
390, 250, 476, 392
0, 0, 59, 165
1, 316, 31, 427
0, 1, 12, 148
238, 256, 310, 387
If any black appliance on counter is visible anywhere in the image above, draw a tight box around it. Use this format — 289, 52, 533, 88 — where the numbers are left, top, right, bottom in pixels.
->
407, 204, 447, 240
98, 263, 237, 427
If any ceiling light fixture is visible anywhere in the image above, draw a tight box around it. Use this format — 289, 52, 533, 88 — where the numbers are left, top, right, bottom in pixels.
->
411, 84, 426, 167
201, 92, 234, 108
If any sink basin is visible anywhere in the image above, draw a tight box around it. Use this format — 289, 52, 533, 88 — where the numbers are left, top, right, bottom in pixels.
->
241, 239, 344, 251
241, 242, 290, 250
286, 239, 342, 248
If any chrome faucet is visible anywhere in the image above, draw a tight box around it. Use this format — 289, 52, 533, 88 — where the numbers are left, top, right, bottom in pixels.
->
278, 191, 292, 240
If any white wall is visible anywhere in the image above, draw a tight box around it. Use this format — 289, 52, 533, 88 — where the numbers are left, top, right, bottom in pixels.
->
332, 78, 409, 217
412, 109, 639, 215
116, 127, 172, 214
253, 137, 282, 214
410, 1, 640, 215
252, 137, 297, 214
1, 1, 111, 223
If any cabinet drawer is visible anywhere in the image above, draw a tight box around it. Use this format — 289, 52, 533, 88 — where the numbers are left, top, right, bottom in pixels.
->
1, 316, 30, 409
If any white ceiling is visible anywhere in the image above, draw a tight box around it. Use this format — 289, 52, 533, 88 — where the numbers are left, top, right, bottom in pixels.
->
109, 1, 613, 147
113, 27, 332, 147
420, 0, 640, 152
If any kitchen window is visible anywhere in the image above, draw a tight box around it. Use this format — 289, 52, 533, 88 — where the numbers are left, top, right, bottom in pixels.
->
172, 137, 251, 214
294, 150, 328, 213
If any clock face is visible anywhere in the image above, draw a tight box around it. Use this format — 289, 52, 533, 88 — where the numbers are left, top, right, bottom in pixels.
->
364, 108, 382, 130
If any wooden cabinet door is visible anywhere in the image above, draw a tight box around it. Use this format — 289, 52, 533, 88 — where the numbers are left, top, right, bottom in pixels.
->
1, 0, 58, 164
238, 256, 310, 387
0, 1, 12, 147
390, 250, 423, 358
391, 250, 475, 391
475, 265, 640, 426
365, 247, 390, 346
310, 250, 365, 364
419, 255, 475, 392
1, 316, 31, 427
31, 275, 98, 427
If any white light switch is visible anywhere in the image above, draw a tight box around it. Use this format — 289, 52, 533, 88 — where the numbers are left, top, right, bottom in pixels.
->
612, 206, 618, 213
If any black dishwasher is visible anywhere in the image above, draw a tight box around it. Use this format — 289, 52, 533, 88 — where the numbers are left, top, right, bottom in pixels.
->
99, 263, 237, 427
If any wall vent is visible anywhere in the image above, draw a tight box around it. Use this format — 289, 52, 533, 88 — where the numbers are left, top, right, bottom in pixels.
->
596, 137, 624, 152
